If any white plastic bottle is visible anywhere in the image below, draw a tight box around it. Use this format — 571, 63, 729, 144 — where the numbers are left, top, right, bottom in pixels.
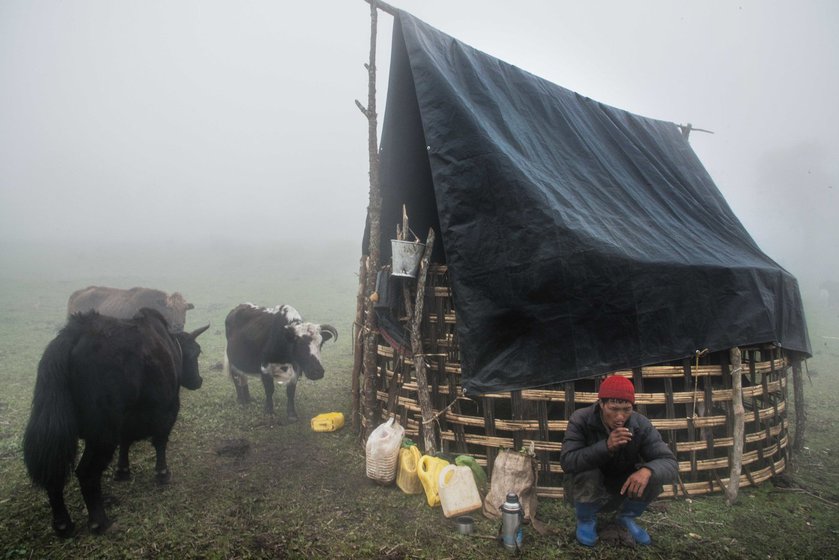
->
365, 417, 405, 484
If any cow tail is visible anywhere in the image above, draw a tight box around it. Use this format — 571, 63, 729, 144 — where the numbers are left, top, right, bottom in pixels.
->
23, 331, 79, 490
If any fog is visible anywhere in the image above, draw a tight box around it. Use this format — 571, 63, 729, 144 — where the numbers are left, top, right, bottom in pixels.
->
1, 1, 837, 290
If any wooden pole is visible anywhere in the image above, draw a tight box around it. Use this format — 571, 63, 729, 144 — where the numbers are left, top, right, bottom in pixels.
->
792, 357, 806, 452
363, 0, 398, 16
411, 228, 437, 453
355, 0, 384, 438
726, 347, 744, 505
350, 255, 368, 431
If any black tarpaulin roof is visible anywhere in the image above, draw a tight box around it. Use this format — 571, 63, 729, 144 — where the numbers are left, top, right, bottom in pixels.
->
365, 11, 811, 395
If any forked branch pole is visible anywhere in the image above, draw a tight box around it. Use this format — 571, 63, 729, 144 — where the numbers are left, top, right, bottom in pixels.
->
353, 0, 383, 439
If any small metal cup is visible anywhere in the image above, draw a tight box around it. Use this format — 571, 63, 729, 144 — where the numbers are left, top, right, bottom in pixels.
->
455, 515, 475, 535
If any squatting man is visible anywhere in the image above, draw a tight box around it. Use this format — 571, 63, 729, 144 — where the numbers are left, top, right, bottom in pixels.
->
560, 375, 678, 546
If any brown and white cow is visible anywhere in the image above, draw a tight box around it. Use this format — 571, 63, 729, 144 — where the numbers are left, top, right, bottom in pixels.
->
223, 303, 337, 423
67, 286, 194, 332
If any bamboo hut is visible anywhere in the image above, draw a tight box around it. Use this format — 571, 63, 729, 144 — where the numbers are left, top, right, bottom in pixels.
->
354, 5, 811, 499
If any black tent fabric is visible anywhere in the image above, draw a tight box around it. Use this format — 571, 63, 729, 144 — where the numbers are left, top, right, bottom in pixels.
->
366, 11, 811, 395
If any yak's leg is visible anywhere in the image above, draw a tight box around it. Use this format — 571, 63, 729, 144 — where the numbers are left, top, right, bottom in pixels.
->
260, 373, 276, 416
152, 434, 172, 484
76, 441, 117, 534
286, 382, 298, 423
46, 485, 74, 538
114, 441, 132, 481
230, 365, 252, 404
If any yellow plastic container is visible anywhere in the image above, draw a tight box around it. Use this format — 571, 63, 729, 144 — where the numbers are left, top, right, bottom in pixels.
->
417, 455, 449, 507
438, 464, 483, 518
396, 444, 423, 495
310, 412, 345, 432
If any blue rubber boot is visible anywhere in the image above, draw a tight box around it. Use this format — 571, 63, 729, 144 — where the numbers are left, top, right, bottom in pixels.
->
616, 500, 651, 545
574, 502, 600, 547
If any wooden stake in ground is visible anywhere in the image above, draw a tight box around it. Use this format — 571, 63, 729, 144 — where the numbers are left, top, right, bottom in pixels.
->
792, 358, 806, 452
726, 346, 744, 505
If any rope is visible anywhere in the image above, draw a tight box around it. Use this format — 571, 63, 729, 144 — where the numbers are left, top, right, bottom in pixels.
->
692, 348, 709, 419
421, 395, 473, 425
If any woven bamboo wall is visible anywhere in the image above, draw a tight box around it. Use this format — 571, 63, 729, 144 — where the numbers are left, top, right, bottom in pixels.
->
374, 266, 791, 499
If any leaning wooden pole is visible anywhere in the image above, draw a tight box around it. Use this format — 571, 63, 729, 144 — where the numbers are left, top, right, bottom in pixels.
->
354, 0, 384, 438
411, 228, 437, 453
726, 346, 744, 505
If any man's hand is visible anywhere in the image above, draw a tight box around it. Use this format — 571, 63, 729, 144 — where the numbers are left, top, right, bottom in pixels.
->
621, 467, 652, 499
607, 427, 633, 452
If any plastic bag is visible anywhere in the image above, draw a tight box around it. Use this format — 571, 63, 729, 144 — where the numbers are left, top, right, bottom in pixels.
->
482, 449, 538, 521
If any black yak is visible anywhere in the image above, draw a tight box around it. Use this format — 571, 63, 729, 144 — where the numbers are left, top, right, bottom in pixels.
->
23, 309, 209, 537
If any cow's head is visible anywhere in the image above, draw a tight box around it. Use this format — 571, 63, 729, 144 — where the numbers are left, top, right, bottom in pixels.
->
282, 322, 338, 381
163, 292, 195, 332
174, 323, 209, 390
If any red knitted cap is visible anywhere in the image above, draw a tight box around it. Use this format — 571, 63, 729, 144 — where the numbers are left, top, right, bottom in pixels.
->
598, 376, 635, 404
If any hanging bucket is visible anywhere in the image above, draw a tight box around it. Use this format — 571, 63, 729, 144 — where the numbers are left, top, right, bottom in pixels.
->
391, 240, 425, 278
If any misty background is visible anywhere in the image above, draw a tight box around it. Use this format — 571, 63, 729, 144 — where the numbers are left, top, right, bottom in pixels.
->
1, 1, 837, 294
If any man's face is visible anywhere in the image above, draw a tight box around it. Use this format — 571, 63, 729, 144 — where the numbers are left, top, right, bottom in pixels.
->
601, 399, 633, 431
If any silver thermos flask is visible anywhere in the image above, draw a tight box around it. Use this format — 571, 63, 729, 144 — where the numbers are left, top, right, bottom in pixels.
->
500, 492, 523, 552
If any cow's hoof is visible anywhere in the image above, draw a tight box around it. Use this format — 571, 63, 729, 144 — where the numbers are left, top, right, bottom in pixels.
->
286, 415, 298, 424
52, 518, 75, 539
155, 468, 172, 485
114, 468, 131, 481
88, 517, 112, 535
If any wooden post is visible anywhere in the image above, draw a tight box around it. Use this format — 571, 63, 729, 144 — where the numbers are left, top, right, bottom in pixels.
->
411, 228, 437, 453
791, 358, 806, 452
350, 255, 368, 431
363, 0, 397, 16
355, 0, 384, 438
726, 347, 744, 505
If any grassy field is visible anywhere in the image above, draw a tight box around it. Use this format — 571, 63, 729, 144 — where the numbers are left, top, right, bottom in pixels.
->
0, 240, 837, 559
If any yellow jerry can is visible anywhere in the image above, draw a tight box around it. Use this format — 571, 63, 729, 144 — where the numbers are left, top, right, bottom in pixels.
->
417, 455, 449, 507
396, 444, 423, 495
310, 412, 345, 432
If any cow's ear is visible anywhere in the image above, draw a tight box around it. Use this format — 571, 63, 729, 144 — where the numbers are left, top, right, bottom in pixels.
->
186, 303, 195, 310
284, 325, 297, 341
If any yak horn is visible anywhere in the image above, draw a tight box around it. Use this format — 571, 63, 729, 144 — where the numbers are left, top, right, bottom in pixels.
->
190, 324, 210, 339
320, 324, 338, 343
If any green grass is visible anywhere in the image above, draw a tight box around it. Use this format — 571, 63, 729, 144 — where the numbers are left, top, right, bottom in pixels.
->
0, 240, 837, 559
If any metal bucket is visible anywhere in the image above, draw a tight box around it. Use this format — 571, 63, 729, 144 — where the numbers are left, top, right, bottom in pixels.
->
391, 240, 425, 278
